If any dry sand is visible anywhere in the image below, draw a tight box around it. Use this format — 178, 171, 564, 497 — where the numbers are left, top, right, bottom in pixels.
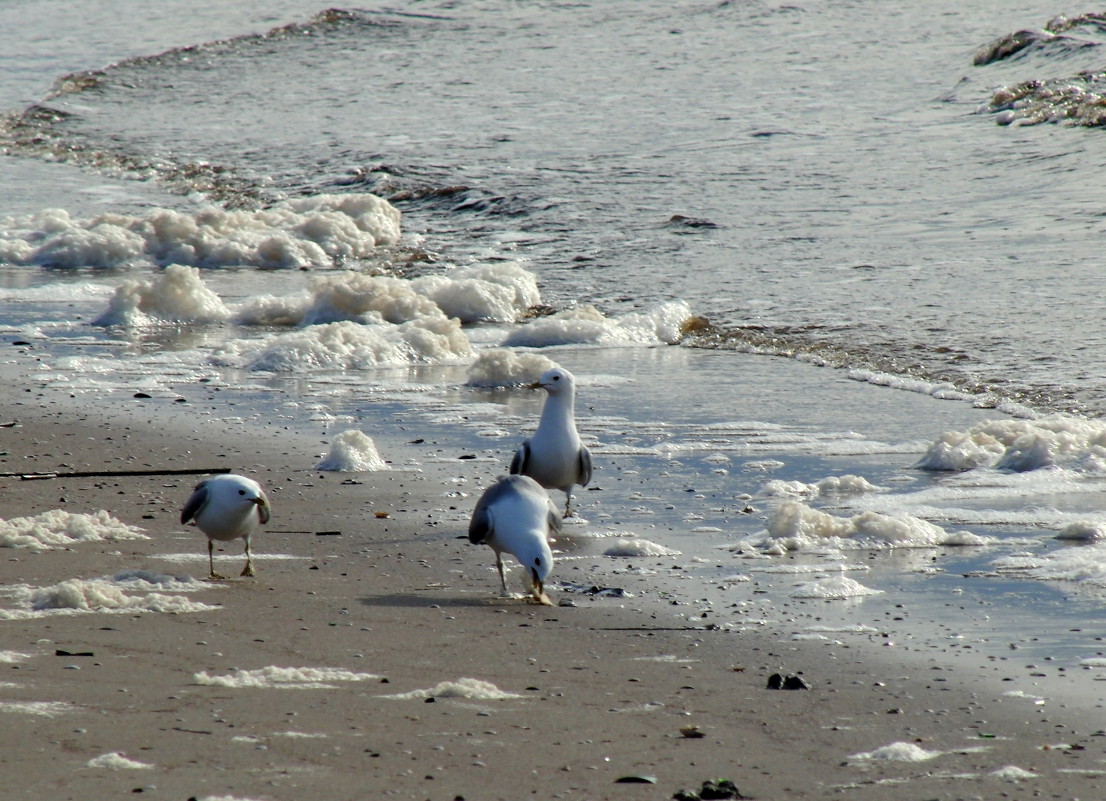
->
0, 378, 1104, 801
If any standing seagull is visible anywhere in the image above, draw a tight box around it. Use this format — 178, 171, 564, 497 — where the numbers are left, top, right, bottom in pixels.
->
180, 474, 271, 580
468, 474, 560, 606
510, 366, 593, 517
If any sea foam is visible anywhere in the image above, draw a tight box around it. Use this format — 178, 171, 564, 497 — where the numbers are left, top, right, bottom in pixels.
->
603, 537, 679, 557
848, 742, 942, 762
87, 752, 154, 770
0, 573, 215, 618
0, 509, 148, 549
465, 349, 558, 387
992, 544, 1106, 589
215, 317, 473, 371
763, 474, 882, 498
501, 300, 696, 347
93, 263, 231, 327
754, 500, 991, 552
315, 430, 388, 471
381, 677, 523, 700
194, 666, 383, 689
918, 415, 1106, 473
789, 575, 883, 599
0, 193, 400, 269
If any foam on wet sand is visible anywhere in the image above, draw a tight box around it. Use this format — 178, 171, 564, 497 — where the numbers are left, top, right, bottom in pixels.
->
0, 366, 1104, 800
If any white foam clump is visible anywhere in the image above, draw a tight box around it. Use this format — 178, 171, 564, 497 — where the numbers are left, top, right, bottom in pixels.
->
0, 193, 400, 269
849, 742, 943, 762
918, 415, 1106, 473
410, 262, 541, 323
0, 700, 76, 717
315, 430, 388, 471
1056, 520, 1106, 541
0, 573, 215, 619
92, 264, 231, 327
216, 318, 473, 371
0, 509, 148, 549
236, 262, 541, 328
87, 752, 154, 770
501, 300, 695, 347
789, 575, 883, 599
382, 677, 522, 700
465, 349, 558, 387
760, 500, 990, 552
603, 537, 679, 557
990, 765, 1039, 781
764, 474, 881, 498
194, 666, 382, 689
0, 651, 32, 663
992, 544, 1106, 588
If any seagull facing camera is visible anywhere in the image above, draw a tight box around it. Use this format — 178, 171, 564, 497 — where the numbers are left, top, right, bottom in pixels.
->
180, 473, 271, 580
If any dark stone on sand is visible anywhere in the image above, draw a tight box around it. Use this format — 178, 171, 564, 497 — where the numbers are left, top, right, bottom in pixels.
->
673, 778, 744, 800
767, 672, 810, 690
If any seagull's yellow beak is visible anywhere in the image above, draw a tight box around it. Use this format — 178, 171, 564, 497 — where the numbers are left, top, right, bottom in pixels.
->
530, 568, 554, 606
527, 380, 543, 389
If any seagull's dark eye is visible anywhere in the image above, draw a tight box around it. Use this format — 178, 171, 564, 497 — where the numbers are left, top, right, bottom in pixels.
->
238, 489, 246, 495
552, 375, 560, 381
534, 557, 542, 566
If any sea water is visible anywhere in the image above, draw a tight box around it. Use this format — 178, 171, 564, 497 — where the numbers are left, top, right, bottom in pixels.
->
4, 0, 1106, 697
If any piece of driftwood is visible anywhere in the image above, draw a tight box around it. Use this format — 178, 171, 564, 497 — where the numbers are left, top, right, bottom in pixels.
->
7, 467, 231, 481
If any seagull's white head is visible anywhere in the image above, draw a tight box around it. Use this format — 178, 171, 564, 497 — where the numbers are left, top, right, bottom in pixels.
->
210, 474, 271, 523
531, 367, 575, 396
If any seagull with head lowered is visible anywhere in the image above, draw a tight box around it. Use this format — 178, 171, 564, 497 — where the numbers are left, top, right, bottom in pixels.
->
468, 474, 560, 606
180, 473, 271, 580
510, 366, 593, 517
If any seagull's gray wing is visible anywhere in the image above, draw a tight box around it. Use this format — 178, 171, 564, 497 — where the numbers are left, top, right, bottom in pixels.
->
180, 480, 211, 525
509, 440, 530, 476
469, 477, 509, 544
577, 445, 593, 487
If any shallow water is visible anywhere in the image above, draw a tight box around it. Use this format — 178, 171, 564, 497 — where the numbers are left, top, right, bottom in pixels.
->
5, 0, 1106, 703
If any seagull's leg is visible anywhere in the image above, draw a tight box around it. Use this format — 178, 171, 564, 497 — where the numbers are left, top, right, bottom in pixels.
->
496, 552, 509, 597
562, 488, 574, 518
240, 537, 254, 577
208, 539, 227, 580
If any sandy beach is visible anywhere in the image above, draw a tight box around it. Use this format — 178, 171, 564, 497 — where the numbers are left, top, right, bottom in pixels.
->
0, 367, 1103, 801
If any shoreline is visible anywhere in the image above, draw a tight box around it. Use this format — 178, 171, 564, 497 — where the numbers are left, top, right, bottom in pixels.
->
0, 361, 1104, 800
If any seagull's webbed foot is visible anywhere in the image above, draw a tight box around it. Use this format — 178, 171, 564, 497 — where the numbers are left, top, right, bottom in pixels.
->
241, 562, 255, 577
208, 571, 229, 581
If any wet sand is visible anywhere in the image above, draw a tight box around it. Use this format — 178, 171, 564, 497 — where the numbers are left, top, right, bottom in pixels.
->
1, 375, 1104, 801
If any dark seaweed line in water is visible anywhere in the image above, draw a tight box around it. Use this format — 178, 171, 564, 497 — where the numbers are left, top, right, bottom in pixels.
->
43, 8, 401, 102
0, 103, 274, 209
682, 323, 1087, 418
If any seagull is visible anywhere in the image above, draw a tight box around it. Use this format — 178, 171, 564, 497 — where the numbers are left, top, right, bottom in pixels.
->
180, 474, 271, 580
510, 366, 593, 517
468, 474, 560, 606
